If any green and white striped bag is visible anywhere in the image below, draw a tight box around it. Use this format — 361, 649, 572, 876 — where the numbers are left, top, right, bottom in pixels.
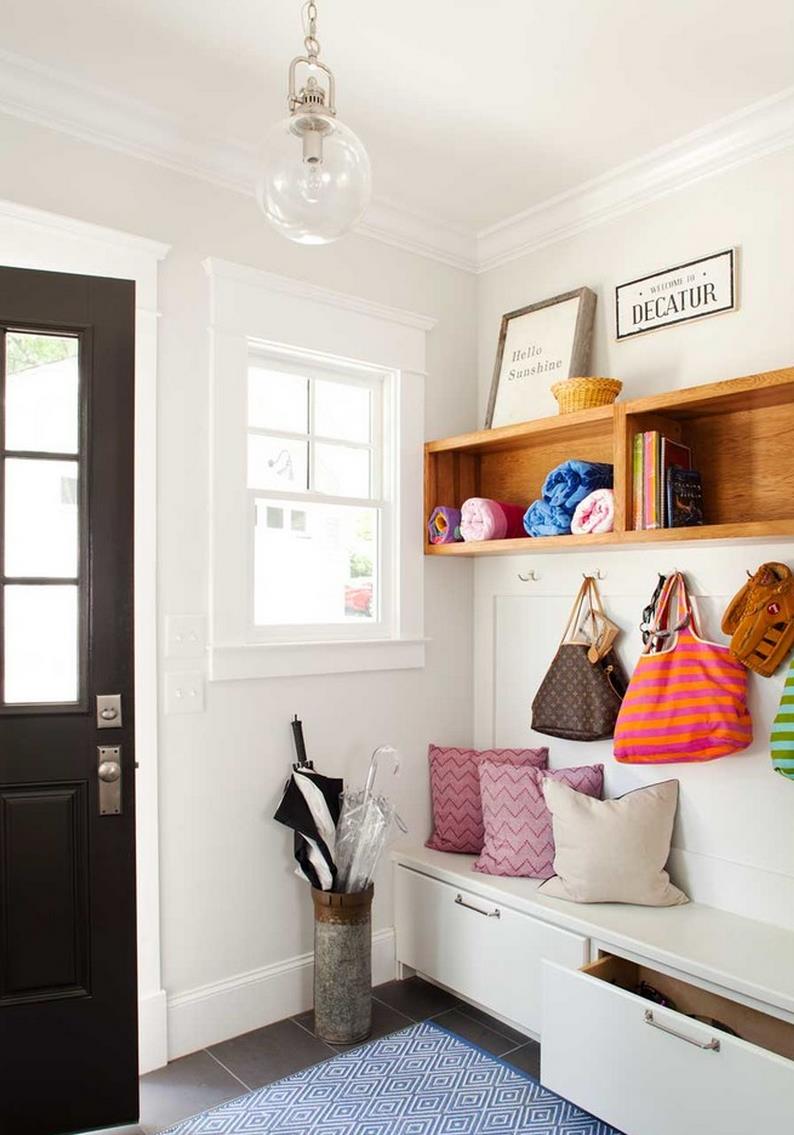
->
771, 658, 794, 779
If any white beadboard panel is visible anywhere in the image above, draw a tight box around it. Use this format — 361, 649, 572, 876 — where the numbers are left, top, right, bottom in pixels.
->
473, 542, 794, 931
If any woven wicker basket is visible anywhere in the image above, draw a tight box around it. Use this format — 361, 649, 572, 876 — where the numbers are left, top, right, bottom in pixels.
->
551, 376, 622, 414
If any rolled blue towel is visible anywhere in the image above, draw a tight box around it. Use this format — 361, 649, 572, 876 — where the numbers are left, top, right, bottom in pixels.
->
542, 460, 613, 513
523, 498, 573, 537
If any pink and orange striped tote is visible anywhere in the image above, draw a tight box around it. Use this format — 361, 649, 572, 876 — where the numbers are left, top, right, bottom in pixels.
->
614, 572, 752, 764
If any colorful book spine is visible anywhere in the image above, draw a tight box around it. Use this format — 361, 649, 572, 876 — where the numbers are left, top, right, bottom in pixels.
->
643, 431, 661, 529
660, 438, 692, 526
632, 433, 644, 529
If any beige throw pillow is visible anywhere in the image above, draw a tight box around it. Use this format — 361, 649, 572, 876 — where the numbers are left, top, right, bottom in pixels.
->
539, 779, 688, 906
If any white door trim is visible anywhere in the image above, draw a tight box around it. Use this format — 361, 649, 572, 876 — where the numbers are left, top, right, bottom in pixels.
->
0, 198, 170, 1073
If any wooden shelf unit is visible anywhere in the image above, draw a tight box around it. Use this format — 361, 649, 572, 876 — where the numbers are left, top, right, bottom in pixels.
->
425, 367, 794, 556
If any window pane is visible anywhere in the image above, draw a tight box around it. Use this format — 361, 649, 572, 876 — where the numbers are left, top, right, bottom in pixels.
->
314, 379, 371, 443
254, 500, 377, 626
5, 459, 79, 578
314, 443, 370, 498
5, 332, 79, 454
248, 366, 308, 434
248, 435, 308, 491
4, 585, 79, 704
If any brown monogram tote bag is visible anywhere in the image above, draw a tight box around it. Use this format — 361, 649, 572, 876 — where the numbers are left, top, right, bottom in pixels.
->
531, 577, 628, 741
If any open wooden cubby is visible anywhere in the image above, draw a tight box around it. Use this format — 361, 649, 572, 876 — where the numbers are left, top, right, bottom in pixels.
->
425, 366, 794, 556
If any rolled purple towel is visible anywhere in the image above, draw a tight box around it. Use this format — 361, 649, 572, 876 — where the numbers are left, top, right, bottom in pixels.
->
428, 506, 462, 544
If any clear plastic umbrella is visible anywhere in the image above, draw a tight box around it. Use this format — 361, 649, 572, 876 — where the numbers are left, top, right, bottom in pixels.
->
335, 745, 407, 892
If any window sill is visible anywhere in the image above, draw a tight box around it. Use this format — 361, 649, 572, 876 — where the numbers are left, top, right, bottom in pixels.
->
208, 637, 427, 681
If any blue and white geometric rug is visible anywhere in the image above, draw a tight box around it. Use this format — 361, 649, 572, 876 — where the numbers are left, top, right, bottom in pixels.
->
162, 1020, 622, 1133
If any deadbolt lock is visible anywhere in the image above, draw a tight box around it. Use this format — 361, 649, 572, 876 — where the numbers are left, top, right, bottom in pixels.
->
96, 694, 122, 729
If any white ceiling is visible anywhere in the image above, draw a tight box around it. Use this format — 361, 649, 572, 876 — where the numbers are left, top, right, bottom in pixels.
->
2, 0, 794, 234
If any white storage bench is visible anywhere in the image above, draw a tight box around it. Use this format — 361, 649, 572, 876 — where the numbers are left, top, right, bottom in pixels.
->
393, 846, 794, 1135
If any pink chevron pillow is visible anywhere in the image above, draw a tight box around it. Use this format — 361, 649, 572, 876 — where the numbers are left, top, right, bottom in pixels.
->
473, 763, 604, 878
426, 745, 548, 854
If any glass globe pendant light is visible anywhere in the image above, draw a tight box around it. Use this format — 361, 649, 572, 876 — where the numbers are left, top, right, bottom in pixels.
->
256, 1, 372, 244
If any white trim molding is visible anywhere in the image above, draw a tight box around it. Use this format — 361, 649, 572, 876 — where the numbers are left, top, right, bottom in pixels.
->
1, 48, 793, 273
475, 85, 794, 272
167, 928, 397, 1059
203, 257, 437, 333
205, 259, 428, 681
0, 197, 170, 1075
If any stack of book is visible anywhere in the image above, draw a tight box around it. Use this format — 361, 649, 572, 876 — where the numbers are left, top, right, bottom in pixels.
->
633, 432, 704, 529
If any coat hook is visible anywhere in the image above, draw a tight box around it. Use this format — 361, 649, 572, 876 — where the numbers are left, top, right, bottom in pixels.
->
518, 569, 540, 582
584, 569, 606, 581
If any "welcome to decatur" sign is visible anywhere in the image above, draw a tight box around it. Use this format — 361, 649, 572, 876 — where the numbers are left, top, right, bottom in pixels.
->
615, 249, 736, 340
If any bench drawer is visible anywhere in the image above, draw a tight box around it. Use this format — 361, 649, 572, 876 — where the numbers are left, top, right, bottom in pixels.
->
394, 865, 588, 1035
542, 954, 794, 1135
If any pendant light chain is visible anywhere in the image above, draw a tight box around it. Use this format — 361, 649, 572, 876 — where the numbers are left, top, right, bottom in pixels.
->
303, 1, 321, 62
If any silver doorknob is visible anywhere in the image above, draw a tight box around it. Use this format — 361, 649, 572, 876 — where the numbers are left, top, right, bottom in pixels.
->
98, 760, 122, 783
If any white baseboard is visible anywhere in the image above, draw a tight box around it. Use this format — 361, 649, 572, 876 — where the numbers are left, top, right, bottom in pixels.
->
167, 928, 397, 1061
139, 988, 169, 1074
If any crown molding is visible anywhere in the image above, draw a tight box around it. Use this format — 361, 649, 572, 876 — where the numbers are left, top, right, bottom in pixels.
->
357, 199, 477, 273
475, 86, 794, 272
1, 48, 793, 276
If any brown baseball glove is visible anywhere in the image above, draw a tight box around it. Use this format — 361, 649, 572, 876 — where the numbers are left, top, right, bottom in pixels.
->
721, 562, 794, 676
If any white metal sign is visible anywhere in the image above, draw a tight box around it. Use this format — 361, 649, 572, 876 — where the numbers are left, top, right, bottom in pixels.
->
615, 249, 736, 340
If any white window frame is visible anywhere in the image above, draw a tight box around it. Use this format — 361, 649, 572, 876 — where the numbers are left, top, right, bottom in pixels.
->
245, 344, 392, 644
205, 258, 433, 680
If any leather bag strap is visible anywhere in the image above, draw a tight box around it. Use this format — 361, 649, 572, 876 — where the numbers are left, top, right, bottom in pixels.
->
560, 579, 593, 645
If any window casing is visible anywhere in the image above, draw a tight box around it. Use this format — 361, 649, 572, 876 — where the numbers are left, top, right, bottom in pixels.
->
206, 258, 430, 680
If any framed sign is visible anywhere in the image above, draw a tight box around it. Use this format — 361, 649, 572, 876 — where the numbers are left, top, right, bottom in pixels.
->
615, 248, 736, 340
485, 287, 596, 427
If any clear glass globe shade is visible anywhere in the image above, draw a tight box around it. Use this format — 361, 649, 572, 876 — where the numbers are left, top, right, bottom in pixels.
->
256, 114, 372, 244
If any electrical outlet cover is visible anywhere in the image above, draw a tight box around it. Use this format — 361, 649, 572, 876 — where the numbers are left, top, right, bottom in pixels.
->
165, 671, 205, 714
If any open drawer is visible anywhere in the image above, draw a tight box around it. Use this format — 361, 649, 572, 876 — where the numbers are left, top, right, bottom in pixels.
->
542, 952, 794, 1135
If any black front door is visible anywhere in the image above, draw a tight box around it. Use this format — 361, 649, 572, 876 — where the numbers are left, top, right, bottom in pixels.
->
0, 266, 138, 1134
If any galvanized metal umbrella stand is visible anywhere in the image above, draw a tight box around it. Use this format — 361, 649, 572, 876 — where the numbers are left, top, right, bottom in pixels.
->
311, 885, 374, 1044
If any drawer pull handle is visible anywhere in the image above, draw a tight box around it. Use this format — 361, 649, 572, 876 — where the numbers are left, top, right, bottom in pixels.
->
454, 893, 501, 919
644, 1009, 720, 1051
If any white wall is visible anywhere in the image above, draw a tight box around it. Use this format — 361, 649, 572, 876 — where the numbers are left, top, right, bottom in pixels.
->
3, 105, 794, 1063
0, 112, 478, 1056
474, 145, 794, 931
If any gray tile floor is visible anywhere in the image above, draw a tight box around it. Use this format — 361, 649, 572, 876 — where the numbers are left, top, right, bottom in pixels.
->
102, 977, 541, 1135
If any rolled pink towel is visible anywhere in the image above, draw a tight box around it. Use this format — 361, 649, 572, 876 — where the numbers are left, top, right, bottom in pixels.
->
460, 498, 527, 541
570, 488, 615, 535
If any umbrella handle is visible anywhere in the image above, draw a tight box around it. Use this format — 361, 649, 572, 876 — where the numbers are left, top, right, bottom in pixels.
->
364, 744, 399, 799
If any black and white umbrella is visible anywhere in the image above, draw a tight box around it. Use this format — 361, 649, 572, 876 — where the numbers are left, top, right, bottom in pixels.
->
273, 717, 343, 891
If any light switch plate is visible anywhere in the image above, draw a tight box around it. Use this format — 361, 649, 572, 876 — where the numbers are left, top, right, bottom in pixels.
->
166, 616, 206, 659
165, 671, 205, 715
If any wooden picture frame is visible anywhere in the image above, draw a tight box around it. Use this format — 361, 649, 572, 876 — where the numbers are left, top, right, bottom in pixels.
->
485, 286, 597, 427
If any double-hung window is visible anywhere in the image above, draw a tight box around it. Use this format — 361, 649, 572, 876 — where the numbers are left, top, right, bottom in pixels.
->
247, 349, 390, 639
206, 259, 430, 680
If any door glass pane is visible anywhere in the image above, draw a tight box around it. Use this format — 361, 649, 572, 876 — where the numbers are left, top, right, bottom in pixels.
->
314, 443, 370, 497
5, 332, 79, 454
248, 434, 308, 491
5, 459, 79, 578
314, 379, 371, 443
4, 585, 79, 704
254, 500, 377, 625
248, 366, 308, 434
